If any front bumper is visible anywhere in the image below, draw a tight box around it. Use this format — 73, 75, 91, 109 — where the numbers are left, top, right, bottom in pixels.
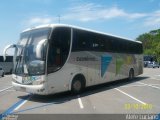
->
12, 81, 48, 95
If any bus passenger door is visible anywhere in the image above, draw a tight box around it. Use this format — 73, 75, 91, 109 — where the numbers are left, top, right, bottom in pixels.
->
47, 27, 71, 93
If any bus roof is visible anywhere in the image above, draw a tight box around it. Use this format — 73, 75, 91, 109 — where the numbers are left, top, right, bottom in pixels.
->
22, 24, 142, 44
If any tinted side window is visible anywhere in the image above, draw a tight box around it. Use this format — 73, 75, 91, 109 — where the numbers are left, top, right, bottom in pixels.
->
0, 56, 13, 62
72, 29, 143, 54
0, 56, 3, 62
72, 30, 106, 52
6, 56, 13, 62
72, 29, 92, 51
91, 34, 105, 52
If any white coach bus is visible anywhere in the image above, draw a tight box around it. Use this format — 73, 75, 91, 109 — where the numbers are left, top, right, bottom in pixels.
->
3, 24, 143, 95
0, 56, 13, 74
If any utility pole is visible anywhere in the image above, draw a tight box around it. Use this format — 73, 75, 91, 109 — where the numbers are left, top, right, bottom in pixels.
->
58, 15, 61, 23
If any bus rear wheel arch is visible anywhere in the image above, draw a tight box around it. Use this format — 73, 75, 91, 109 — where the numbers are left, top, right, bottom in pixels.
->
128, 68, 134, 80
71, 74, 86, 94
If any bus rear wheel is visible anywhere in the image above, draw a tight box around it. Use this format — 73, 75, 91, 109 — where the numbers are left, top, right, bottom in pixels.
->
129, 69, 134, 80
71, 75, 85, 94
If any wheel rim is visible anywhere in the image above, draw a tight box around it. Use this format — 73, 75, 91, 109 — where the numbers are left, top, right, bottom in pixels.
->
73, 80, 81, 92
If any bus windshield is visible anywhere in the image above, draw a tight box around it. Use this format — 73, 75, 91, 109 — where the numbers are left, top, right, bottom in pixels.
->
13, 28, 51, 76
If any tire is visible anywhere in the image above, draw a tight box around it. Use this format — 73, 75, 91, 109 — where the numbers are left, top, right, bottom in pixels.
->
71, 75, 85, 94
128, 69, 134, 80
10, 69, 12, 74
2, 73, 4, 77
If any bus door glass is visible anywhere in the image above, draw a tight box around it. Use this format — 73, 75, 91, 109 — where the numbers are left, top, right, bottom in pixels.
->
47, 27, 71, 73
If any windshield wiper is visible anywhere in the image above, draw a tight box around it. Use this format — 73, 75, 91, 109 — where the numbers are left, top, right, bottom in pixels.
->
15, 48, 24, 74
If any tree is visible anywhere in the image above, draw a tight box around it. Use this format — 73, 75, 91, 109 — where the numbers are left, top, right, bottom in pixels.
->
136, 29, 160, 62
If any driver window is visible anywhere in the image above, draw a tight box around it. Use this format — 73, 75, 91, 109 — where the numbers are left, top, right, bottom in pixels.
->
47, 27, 71, 74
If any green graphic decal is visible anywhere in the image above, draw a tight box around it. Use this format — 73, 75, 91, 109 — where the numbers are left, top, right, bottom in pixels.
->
126, 56, 131, 65
116, 57, 124, 75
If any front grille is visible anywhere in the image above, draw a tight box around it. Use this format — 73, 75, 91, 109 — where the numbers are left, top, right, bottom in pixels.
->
22, 79, 33, 85
12, 78, 32, 85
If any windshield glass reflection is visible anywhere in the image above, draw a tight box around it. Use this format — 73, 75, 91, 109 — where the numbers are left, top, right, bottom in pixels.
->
14, 28, 51, 76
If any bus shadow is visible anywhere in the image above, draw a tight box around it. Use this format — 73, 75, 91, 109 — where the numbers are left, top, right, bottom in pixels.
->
81, 76, 149, 97
18, 91, 74, 104
18, 76, 149, 104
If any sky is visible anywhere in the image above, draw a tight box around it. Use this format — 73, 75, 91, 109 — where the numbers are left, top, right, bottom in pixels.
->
0, 0, 160, 55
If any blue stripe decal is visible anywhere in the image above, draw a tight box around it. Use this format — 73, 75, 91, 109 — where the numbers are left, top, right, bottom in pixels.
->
101, 55, 112, 77
12, 102, 57, 114
0, 95, 31, 119
154, 114, 160, 120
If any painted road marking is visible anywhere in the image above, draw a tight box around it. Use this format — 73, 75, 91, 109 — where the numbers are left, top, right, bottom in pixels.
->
115, 88, 146, 105
0, 86, 13, 93
150, 84, 160, 86
0, 95, 31, 119
14, 95, 31, 111
5, 90, 15, 92
78, 95, 84, 109
13, 102, 59, 114
120, 84, 145, 88
137, 82, 160, 90
152, 77, 160, 80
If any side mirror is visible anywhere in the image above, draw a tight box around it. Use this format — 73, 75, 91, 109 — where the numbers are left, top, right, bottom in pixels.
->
3, 44, 16, 61
3, 44, 22, 61
36, 39, 47, 59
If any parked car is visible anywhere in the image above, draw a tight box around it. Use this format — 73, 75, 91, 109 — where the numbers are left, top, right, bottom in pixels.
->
0, 66, 4, 77
147, 62, 160, 68
143, 55, 156, 67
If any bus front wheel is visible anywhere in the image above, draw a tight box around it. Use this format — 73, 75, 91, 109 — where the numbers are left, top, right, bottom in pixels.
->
71, 75, 85, 94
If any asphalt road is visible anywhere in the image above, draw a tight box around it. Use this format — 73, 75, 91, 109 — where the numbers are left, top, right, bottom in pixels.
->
0, 68, 160, 120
